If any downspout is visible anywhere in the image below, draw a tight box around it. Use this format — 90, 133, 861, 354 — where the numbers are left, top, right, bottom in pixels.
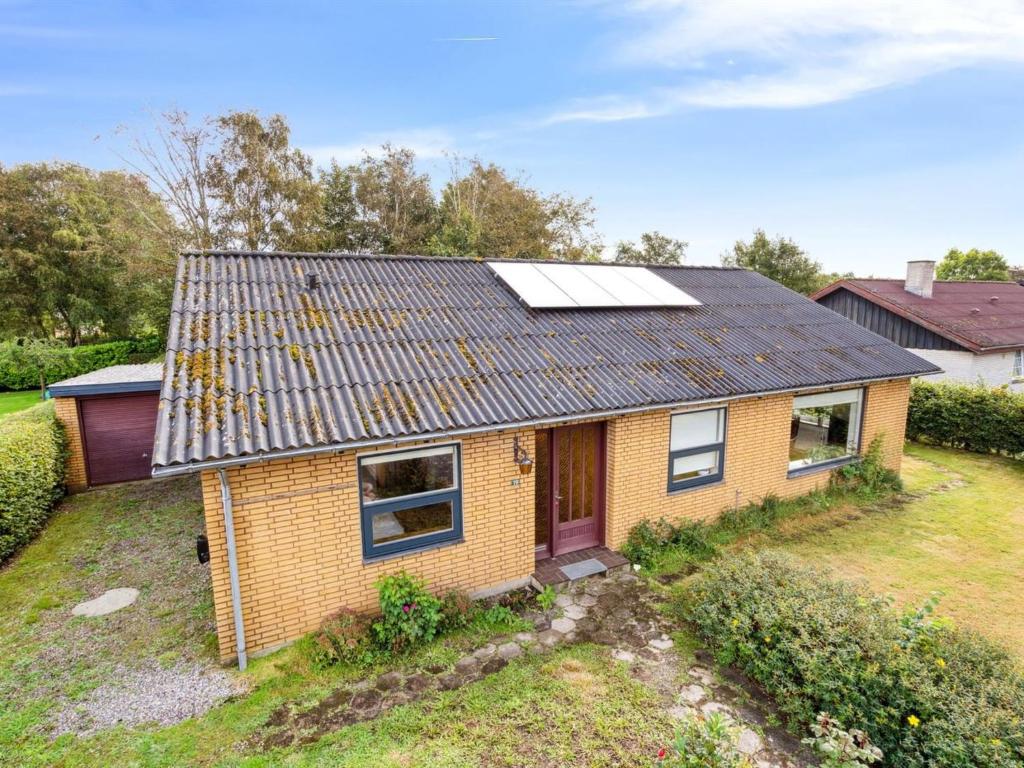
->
218, 468, 247, 671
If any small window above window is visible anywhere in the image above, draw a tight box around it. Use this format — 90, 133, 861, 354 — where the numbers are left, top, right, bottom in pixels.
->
359, 444, 462, 559
668, 408, 726, 492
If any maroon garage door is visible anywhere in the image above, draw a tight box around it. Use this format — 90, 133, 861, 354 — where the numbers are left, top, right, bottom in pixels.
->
80, 393, 159, 485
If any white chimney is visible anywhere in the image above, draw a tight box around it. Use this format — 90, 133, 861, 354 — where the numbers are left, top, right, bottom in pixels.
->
905, 260, 935, 298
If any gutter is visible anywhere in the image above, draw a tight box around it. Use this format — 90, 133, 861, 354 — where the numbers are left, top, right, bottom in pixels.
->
218, 469, 248, 671
153, 371, 935, 478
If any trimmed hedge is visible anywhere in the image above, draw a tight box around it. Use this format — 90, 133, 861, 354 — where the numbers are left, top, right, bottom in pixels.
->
907, 380, 1024, 456
684, 551, 1024, 768
0, 402, 67, 563
0, 336, 163, 392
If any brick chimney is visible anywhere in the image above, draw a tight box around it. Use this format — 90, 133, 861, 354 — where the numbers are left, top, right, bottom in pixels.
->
905, 260, 935, 298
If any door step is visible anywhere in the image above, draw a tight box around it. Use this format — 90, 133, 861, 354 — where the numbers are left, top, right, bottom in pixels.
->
530, 546, 630, 591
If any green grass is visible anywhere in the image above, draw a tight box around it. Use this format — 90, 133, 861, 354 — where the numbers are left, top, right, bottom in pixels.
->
772, 443, 1024, 654
0, 391, 43, 419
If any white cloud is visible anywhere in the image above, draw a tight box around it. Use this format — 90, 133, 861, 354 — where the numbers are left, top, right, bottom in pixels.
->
546, 0, 1024, 121
305, 128, 455, 167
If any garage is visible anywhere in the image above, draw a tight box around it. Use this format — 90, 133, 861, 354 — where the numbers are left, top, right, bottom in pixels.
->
48, 364, 162, 489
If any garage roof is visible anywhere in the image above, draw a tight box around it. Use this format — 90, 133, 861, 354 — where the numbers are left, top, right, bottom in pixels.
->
152, 251, 938, 473
48, 364, 163, 397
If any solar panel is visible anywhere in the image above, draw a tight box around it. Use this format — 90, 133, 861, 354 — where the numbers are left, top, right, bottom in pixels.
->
487, 261, 702, 309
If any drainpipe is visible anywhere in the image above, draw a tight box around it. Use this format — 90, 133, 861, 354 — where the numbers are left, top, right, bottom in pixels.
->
218, 468, 248, 671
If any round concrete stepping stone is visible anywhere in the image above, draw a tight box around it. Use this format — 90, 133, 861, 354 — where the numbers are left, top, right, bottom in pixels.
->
611, 649, 635, 663
473, 643, 496, 659
577, 593, 598, 607
497, 642, 522, 660
668, 704, 694, 720
688, 665, 715, 685
649, 636, 674, 651
737, 728, 764, 755
537, 629, 562, 647
375, 671, 403, 691
454, 656, 478, 674
71, 588, 139, 617
551, 617, 576, 634
554, 593, 575, 608
514, 631, 536, 644
700, 701, 734, 721
679, 684, 705, 704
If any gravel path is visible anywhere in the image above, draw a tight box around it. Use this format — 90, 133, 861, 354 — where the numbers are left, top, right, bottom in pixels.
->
51, 662, 241, 737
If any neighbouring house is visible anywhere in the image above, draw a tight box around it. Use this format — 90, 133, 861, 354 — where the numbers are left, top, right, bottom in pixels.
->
152, 251, 936, 667
813, 261, 1024, 391
49, 364, 163, 491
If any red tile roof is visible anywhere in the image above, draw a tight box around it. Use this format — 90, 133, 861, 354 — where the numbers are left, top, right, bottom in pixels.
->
812, 279, 1024, 353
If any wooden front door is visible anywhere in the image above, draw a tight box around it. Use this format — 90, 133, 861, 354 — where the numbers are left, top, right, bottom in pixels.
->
546, 422, 605, 556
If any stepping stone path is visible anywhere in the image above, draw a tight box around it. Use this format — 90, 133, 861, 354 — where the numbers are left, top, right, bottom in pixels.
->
257, 571, 812, 766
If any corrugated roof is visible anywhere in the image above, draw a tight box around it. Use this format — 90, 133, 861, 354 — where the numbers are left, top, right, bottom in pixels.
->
153, 251, 938, 470
49, 363, 163, 397
813, 279, 1024, 353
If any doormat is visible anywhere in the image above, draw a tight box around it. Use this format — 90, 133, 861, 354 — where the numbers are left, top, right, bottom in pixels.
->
559, 558, 607, 580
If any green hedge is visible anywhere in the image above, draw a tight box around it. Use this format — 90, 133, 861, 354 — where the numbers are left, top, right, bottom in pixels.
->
0, 402, 67, 563
683, 551, 1024, 767
0, 337, 163, 392
907, 380, 1024, 456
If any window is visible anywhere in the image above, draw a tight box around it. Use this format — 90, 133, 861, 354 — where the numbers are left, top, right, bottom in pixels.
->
668, 407, 726, 491
358, 444, 462, 558
789, 389, 864, 472
1013, 350, 1023, 380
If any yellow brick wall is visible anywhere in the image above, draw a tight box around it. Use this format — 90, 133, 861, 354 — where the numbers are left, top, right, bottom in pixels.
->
53, 397, 88, 492
201, 428, 536, 662
200, 378, 910, 663
604, 379, 910, 547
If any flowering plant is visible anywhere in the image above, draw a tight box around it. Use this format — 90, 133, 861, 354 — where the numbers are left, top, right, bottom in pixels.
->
802, 712, 883, 768
656, 714, 752, 768
372, 571, 442, 653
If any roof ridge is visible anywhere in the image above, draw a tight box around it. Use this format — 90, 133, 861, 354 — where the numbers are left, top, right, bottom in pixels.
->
181, 250, 745, 271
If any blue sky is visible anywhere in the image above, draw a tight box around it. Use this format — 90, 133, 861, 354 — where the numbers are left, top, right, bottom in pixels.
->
2, 0, 1023, 275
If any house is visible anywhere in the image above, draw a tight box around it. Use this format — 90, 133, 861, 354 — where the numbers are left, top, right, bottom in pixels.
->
813, 261, 1024, 392
49, 364, 162, 490
152, 251, 936, 667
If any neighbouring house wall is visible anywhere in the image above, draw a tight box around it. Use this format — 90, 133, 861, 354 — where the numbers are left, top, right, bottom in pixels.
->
909, 348, 1023, 392
603, 379, 911, 548
200, 428, 536, 663
52, 396, 87, 492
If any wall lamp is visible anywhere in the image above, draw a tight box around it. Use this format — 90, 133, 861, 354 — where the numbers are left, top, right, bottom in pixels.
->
513, 435, 534, 475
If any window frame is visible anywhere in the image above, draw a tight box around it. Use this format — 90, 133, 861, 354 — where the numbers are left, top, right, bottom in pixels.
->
667, 407, 727, 493
358, 442, 463, 560
787, 387, 865, 476
1013, 350, 1024, 381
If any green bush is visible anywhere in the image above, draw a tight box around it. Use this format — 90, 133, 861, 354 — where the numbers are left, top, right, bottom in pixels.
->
0, 336, 163, 392
0, 402, 67, 563
907, 380, 1024, 456
683, 551, 1024, 767
657, 713, 751, 767
308, 608, 375, 669
372, 571, 443, 653
622, 438, 899, 572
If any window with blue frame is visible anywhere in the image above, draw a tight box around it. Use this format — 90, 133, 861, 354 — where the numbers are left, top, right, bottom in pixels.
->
668, 407, 726, 492
358, 443, 462, 559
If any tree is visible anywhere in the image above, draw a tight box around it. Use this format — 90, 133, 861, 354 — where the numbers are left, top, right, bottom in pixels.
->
722, 229, 823, 295
207, 111, 320, 251
936, 248, 1010, 281
0, 162, 177, 344
123, 109, 321, 251
614, 231, 687, 265
319, 145, 437, 254
0, 338, 71, 397
428, 156, 602, 260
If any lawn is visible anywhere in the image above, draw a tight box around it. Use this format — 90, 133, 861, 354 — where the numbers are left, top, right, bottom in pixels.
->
0, 390, 44, 419
771, 443, 1024, 654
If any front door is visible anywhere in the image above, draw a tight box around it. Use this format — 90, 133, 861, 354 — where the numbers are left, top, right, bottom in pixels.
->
535, 422, 605, 557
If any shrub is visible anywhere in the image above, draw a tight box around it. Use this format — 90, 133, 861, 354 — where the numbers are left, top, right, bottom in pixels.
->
0, 402, 67, 563
803, 713, 883, 768
536, 584, 557, 611
309, 609, 375, 669
372, 571, 442, 653
0, 337, 163, 392
907, 380, 1024, 456
439, 589, 473, 631
683, 551, 1024, 768
657, 713, 751, 767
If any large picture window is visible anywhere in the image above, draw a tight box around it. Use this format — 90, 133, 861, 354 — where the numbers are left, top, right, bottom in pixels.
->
789, 389, 863, 472
668, 407, 726, 492
358, 444, 462, 558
